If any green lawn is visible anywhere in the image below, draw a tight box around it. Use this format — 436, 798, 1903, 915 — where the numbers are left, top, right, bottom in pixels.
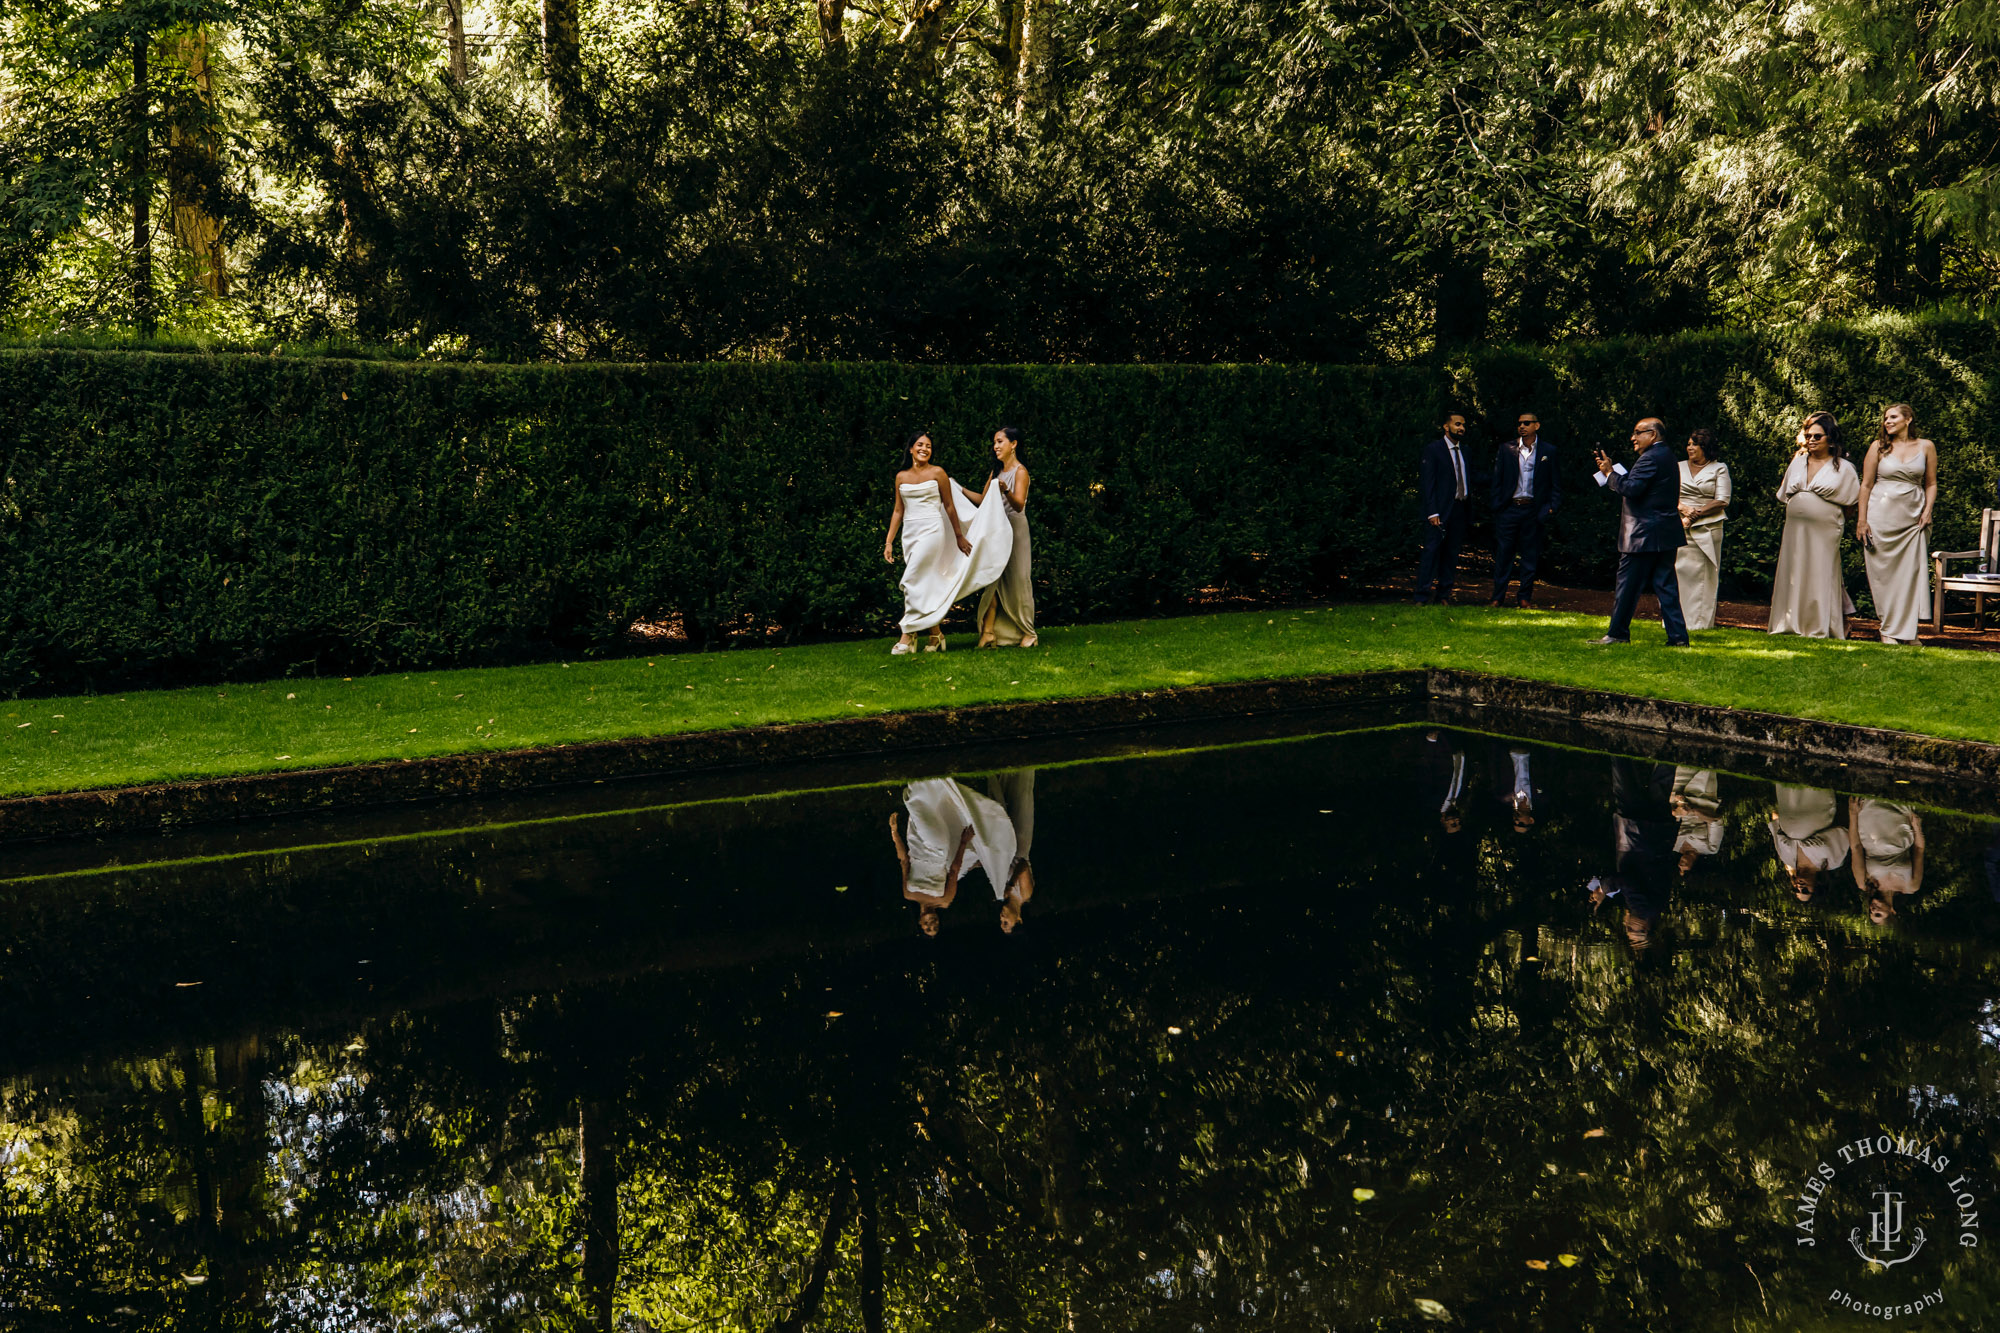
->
3, 604, 1998, 798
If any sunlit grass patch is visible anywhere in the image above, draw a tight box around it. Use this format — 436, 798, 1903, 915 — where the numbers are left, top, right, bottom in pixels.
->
0, 602, 1996, 797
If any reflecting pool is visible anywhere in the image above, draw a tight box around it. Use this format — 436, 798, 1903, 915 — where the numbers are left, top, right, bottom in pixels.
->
5, 724, 2000, 1330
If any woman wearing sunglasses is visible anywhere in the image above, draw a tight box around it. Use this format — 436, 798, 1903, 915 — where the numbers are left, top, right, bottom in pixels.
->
1769, 411, 1861, 638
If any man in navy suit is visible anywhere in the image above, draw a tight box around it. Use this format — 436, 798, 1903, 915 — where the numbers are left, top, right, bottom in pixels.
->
1592, 417, 1689, 645
1415, 409, 1476, 604
1489, 410, 1559, 607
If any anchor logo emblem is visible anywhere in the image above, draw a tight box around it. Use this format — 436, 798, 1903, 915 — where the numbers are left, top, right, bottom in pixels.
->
1850, 1189, 1927, 1268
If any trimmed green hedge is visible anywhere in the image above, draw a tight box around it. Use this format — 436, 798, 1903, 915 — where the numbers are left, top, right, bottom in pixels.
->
1, 317, 1996, 694
1449, 317, 2000, 604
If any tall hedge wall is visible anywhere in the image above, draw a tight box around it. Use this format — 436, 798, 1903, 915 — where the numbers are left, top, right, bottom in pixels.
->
1, 317, 1996, 695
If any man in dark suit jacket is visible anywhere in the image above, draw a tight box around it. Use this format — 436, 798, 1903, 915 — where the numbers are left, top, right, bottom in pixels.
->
1415, 410, 1477, 605
1592, 417, 1689, 645
1589, 757, 1678, 956
1489, 410, 1559, 607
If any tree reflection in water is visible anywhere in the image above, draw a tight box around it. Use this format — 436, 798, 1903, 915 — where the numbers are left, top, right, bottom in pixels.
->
3, 729, 1999, 1330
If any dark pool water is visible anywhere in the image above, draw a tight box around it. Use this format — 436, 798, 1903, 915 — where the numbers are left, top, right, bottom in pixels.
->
5, 724, 2000, 1331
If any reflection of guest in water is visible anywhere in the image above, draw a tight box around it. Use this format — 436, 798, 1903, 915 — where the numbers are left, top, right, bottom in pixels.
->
1425, 731, 1471, 833
1851, 798, 1924, 925
890, 778, 1019, 935
1494, 745, 1539, 832
987, 768, 1036, 933
1670, 767, 1725, 872
1767, 784, 1849, 903
1589, 758, 1678, 955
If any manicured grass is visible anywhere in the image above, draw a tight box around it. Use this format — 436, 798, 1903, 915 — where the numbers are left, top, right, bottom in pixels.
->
3, 605, 1999, 798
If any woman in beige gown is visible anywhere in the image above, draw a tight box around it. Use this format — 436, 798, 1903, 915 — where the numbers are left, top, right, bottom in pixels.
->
1850, 797, 1923, 925
1856, 403, 1937, 645
1768, 412, 1861, 639
1674, 430, 1732, 632
965, 426, 1036, 648
1768, 783, 1848, 903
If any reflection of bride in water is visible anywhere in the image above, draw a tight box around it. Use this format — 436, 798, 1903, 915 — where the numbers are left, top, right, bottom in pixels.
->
890, 776, 1031, 935
1768, 784, 1849, 903
1851, 798, 1924, 925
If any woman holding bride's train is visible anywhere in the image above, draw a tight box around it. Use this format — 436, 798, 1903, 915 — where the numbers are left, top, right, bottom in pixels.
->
882, 432, 1013, 653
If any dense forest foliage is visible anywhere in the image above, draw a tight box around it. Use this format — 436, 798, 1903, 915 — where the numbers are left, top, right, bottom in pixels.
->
1, 0, 1997, 362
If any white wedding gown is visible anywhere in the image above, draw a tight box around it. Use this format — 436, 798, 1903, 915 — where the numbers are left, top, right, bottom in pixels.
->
899, 478, 1015, 634
902, 778, 1020, 900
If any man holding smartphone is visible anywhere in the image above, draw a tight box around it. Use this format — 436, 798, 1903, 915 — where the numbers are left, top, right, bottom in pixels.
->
1592, 418, 1690, 646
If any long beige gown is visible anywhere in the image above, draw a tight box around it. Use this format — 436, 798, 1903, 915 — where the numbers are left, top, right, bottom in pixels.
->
1854, 799, 1918, 893
1674, 461, 1731, 631
1768, 784, 1849, 876
1863, 447, 1931, 644
975, 466, 1035, 645
1768, 454, 1860, 639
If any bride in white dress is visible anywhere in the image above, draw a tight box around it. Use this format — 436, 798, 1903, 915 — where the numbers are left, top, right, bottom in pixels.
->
882, 432, 1014, 653
889, 777, 1020, 935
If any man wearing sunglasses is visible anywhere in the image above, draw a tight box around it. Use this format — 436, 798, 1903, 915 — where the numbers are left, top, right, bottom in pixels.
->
1592, 418, 1690, 646
1489, 411, 1559, 607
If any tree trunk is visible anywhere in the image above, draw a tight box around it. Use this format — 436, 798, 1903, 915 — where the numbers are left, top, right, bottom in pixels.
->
443, 0, 469, 85
131, 32, 155, 336
1016, 0, 1052, 116
1433, 250, 1486, 345
902, 0, 951, 69
768, 1173, 853, 1333
578, 1101, 619, 1333
542, 0, 581, 119
858, 1177, 884, 1333
168, 28, 228, 300
816, 0, 846, 54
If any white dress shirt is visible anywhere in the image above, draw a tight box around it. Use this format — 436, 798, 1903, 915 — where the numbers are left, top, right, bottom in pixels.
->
1514, 440, 1537, 499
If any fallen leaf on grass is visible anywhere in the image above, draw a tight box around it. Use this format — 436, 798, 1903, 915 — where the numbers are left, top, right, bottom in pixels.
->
1352, 1188, 1375, 1201
275, 755, 292, 760
1526, 1259, 1549, 1270
1584, 1128, 1607, 1138
1557, 1254, 1581, 1267
1413, 1298, 1447, 1318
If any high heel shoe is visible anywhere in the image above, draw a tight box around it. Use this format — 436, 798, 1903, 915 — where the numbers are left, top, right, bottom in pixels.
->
890, 640, 915, 655
925, 629, 947, 652
1019, 632, 1038, 648
976, 631, 998, 649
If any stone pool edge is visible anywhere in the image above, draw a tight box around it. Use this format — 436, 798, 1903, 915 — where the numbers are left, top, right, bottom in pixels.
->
3, 667, 1997, 842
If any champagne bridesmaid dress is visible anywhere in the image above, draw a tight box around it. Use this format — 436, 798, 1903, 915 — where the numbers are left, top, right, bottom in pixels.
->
1863, 447, 1930, 644
1673, 461, 1731, 631
898, 479, 1015, 635
1854, 799, 1919, 894
975, 465, 1036, 645
1768, 455, 1860, 639
1768, 784, 1850, 877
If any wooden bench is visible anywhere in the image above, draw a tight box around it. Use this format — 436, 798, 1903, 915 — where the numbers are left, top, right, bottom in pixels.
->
1934, 508, 2000, 631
